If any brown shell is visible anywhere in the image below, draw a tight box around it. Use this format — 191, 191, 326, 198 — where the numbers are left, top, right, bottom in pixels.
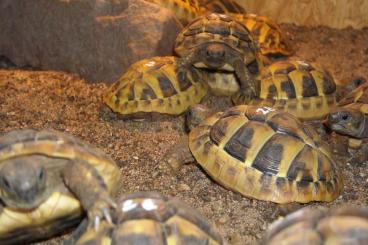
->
231, 13, 293, 56
200, 0, 246, 14
76, 192, 224, 245
189, 105, 343, 203
0, 129, 121, 244
338, 81, 368, 114
146, 0, 200, 25
175, 13, 258, 62
264, 206, 368, 245
232, 60, 337, 120
104, 56, 208, 118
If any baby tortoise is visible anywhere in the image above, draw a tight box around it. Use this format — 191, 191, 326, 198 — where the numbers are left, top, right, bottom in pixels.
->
263, 206, 368, 245
232, 60, 337, 121
175, 13, 261, 100
0, 129, 121, 244
145, 0, 200, 25
231, 13, 293, 57
199, 0, 246, 14
167, 104, 343, 203
104, 56, 208, 119
326, 81, 368, 162
75, 192, 224, 245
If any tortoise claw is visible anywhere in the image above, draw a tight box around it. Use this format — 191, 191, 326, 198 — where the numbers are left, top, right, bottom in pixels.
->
88, 194, 117, 230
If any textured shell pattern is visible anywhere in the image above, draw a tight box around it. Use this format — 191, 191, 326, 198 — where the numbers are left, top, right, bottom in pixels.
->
0, 129, 121, 243
264, 206, 368, 245
175, 13, 257, 63
231, 13, 293, 56
146, 0, 200, 24
233, 60, 337, 120
200, 0, 246, 14
189, 105, 343, 203
104, 57, 208, 116
338, 81, 368, 114
76, 192, 224, 245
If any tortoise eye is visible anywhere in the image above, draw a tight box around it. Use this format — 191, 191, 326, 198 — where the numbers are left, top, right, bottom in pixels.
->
341, 113, 351, 121
2, 177, 10, 189
38, 168, 45, 180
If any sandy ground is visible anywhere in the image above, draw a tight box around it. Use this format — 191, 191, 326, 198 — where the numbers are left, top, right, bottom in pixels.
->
0, 24, 367, 245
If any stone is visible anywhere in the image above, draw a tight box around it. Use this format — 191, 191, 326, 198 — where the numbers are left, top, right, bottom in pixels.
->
0, 0, 182, 83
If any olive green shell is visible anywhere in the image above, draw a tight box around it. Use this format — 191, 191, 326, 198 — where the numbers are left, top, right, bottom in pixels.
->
175, 13, 258, 66
338, 81, 368, 114
232, 60, 337, 120
76, 192, 224, 245
263, 206, 368, 244
104, 57, 208, 118
231, 13, 293, 56
146, 0, 200, 25
200, 0, 246, 14
189, 105, 343, 203
0, 129, 121, 244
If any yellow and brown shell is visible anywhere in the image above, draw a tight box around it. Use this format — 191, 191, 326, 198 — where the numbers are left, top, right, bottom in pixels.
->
145, 0, 200, 25
175, 13, 258, 66
231, 13, 293, 56
189, 105, 343, 203
103, 56, 208, 118
263, 206, 368, 244
338, 80, 368, 113
232, 60, 337, 120
76, 192, 224, 245
0, 129, 121, 244
200, 0, 246, 14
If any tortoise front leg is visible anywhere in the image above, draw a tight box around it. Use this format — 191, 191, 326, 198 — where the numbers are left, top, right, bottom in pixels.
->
62, 161, 116, 230
165, 135, 195, 172
177, 51, 198, 83
232, 58, 260, 101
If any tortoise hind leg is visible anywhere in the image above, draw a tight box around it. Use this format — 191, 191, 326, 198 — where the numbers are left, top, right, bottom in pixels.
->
165, 135, 195, 172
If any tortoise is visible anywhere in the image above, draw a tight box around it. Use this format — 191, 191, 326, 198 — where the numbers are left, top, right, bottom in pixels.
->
174, 13, 261, 101
0, 129, 121, 244
232, 60, 337, 121
145, 0, 200, 25
326, 81, 368, 162
166, 104, 343, 204
103, 56, 208, 119
199, 0, 246, 14
74, 192, 224, 245
231, 13, 293, 57
263, 206, 368, 244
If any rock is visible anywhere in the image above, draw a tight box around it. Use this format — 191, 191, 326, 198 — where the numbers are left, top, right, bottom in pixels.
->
0, 0, 182, 83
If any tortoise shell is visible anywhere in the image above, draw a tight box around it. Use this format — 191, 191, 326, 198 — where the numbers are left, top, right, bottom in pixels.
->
189, 105, 343, 203
103, 56, 208, 118
232, 60, 337, 120
175, 13, 258, 66
231, 13, 293, 56
200, 0, 246, 14
338, 80, 368, 112
0, 129, 121, 244
146, 0, 200, 25
263, 206, 368, 244
75, 192, 224, 245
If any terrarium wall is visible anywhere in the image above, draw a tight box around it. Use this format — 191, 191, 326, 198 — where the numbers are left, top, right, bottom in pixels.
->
239, 0, 368, 29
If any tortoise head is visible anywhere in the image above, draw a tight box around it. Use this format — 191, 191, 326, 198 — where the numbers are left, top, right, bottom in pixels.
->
327, 108, 367, 138
186, 104, 213, 131
0, 156, 48, 210
195, 43, 232, 70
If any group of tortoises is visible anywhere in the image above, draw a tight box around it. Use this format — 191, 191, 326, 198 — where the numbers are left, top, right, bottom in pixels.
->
1, 0, 367, 244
